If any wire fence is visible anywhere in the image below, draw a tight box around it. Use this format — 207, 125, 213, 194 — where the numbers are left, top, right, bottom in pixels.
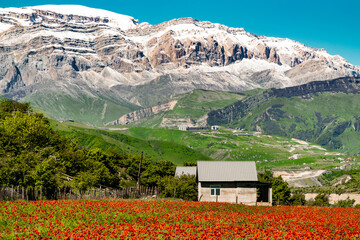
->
0, 186, 159, 201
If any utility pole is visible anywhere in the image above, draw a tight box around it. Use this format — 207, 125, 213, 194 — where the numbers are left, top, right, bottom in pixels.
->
137, 152, 143, 191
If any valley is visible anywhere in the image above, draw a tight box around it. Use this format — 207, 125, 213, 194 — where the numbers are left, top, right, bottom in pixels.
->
1, 5, 360, 201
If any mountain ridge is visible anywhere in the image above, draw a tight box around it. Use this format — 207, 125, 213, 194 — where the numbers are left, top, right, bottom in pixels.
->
0, 5, 359, 125
208, 76, 360, 126
207, 76, 360, 154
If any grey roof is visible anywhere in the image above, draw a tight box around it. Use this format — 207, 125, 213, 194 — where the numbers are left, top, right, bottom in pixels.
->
175, 166, 197, 177
197, 161, 258, 182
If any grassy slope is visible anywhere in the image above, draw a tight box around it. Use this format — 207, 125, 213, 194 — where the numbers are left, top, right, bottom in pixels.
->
129, 89, 245, 128
228, 92, 360, 155
22, 90, 141, 126
122, 127, 352, 170
172, 90, 245, 118
52, 121, 210, 165
50, 120, 358, 170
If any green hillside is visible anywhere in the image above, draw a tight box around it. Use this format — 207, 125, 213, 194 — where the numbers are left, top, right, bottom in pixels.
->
52, 121, 357, 170
52, 121, 210, 165
225, 92, 360, 155
22, 89, 141, 126
128, 89, 245, 128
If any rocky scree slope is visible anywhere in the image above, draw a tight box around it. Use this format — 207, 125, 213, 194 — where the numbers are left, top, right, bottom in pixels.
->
0, 5, 359, 125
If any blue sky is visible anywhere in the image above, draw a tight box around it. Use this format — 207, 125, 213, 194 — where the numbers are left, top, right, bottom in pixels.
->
3, 0, 360, 66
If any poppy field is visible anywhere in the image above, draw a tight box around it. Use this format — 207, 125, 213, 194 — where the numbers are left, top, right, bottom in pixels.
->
1, 199, 360, 239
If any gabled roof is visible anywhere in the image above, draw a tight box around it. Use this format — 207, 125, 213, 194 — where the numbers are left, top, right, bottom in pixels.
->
175, 166, 197, 177
197, 161, 258, 182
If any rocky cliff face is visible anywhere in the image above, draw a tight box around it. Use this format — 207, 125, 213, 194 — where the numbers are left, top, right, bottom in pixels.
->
107, 100, 177, 125
0, 5, 359, 125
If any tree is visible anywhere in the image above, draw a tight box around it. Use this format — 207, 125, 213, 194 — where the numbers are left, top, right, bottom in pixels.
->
258, 171, 291, 205
0, 111, 61, 155
333, 198, 355, 208
272, 176, 291, 205
72, 171, 99, 196
308, 193, 330, 207
158, 175, 197, 201
32, 157, 61, 198
183, 161, 197, 166
290, 192, 306, 206
0, 99, 30, 120
142, 160, 175, 186
175, 175, 198, 201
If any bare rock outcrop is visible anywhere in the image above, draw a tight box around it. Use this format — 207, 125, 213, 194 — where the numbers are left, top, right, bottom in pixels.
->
108, 100, 178, 125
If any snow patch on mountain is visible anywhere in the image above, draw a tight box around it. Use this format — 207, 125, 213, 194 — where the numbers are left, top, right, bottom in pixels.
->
0, 5, 138, 32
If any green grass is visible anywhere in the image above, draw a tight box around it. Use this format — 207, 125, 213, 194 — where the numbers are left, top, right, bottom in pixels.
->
129, 89, 244, 128
50, 120, 359, 169
122, 127, 353, 170
22, 89, 141, 126
52, 122, 210, 165
228, 92, 360, 155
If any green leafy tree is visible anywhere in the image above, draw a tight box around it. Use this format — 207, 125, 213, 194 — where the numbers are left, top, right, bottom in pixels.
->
0, 100, 30, 119
333, 198, 355, 208
0, 111, 61, 155
272, 176, 291, 205
308, 193, 330, 207
290, 192, 306, 206
183, 161, 197, 166
143, 160, 175, 186
32, 157, 61, 198
72, 171, 99, 196
258, 171, 291, 205
158, 175, 197, 201
175, 175, 198, 201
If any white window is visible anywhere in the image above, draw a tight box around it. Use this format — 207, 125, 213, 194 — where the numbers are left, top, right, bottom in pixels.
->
210, 185, 220, 196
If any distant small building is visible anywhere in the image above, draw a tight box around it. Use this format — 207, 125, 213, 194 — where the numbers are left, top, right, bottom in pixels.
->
211, 126, 219, 130
178, 125, 188, 131
235, 133, 254, 136
178, 125, 210, 131
175, 166, 197, 177
187, 126, 210, 131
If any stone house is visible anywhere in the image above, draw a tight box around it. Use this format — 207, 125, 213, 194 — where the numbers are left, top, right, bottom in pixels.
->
175, 161, 272, 206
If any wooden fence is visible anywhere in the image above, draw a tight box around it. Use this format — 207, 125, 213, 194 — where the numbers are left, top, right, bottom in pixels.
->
0, 186, 159, 201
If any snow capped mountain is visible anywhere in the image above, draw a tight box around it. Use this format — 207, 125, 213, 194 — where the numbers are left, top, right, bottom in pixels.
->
0, 5, 359, 125
0, 5, 138, 30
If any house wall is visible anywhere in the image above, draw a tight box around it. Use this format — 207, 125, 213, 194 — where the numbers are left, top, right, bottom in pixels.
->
198, 182, 237, 203
237, 187, 257, 205
198, 182, 260, 205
